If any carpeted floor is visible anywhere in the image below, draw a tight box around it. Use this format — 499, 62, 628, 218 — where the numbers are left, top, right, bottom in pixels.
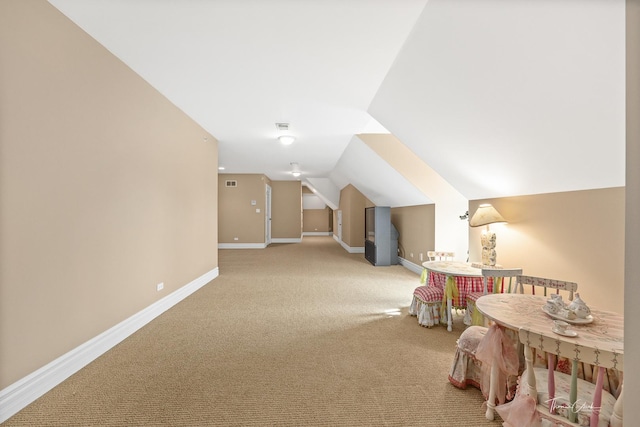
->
3, 236, 502, 426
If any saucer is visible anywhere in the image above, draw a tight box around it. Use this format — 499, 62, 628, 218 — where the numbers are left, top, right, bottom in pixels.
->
552, 327, 578, 337
542, 305, 594, 324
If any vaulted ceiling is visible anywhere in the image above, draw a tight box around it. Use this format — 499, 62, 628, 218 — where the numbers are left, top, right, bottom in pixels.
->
48, 0, 626, 207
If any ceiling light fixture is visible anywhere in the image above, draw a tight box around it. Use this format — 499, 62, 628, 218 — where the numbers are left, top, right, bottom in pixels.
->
278, 135, 295, 145
290, 162, 301, 177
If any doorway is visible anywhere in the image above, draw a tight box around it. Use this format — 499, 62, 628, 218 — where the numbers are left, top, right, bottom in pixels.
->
265, 184, 272, 245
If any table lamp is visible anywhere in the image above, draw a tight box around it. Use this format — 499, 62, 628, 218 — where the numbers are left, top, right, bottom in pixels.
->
469, 204, 507, 266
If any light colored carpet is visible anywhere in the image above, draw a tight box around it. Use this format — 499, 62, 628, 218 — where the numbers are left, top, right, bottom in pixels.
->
3, 236, 501, 426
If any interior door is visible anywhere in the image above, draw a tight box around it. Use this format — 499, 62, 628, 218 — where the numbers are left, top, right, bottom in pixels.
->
265, 184, 272, 245
337, 209, 342, 241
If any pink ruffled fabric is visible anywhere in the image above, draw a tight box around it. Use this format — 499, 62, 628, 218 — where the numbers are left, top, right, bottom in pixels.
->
475, 323, 519, 405
494, 391, 541, 427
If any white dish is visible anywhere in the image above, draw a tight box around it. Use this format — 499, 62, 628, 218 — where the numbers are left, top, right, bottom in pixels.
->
552, 327, 578, 337
542, 305, 593, 324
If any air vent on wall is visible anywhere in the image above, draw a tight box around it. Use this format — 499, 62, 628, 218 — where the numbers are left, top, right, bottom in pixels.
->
225, 180, 238, 188
275, 123, 289, 132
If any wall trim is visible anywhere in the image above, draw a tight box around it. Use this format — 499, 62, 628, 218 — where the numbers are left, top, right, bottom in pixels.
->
302, 232, 332, 236
333, 234, 365, 253
218, 243, 267, 249
270, 237, 302, 244
398, 257, 423, 275
0, 267, 219, 424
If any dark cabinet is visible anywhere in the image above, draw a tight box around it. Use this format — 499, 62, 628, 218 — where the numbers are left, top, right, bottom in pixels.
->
364, 206, 399, 266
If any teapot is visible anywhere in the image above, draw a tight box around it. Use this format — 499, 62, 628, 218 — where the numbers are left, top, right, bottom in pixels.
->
568, 293, 591, 318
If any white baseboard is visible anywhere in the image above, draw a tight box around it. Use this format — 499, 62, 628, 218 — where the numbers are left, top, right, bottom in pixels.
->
398, 257, 423, 275
0, 267, 219, 424
302, 232, 332, 236
218, 243, 267, 249
270, 237, 302, 243
333, 235, 365, 253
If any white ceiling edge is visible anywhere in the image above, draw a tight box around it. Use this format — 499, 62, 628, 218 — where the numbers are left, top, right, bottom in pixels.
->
302, 194, 327, 210
329, 136, 433, 207
368, 0, 626, 200
304, 178, 340, 210
360, 116, 390, 134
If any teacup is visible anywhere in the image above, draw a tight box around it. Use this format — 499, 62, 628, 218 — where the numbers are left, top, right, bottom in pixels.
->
550, 294, 564, 307
545, 299, 559, 314
573, 305, 591, 319
554, 320, 570, 334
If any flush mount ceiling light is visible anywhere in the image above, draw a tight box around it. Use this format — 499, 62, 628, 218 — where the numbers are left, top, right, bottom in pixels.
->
275, 123, 295, 145
290, 162, 301, 177
278, 135, 295, 145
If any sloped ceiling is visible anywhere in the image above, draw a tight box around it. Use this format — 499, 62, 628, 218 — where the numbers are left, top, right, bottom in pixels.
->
48, 0, 625, 206
329, 136, 433, 207
370, 0, 626, 200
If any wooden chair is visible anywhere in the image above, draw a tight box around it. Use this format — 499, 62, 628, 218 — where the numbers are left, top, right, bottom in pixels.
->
464, 268, 523, 326
498, 327, 624, 427
515, 275, 577, 300
449, 268, 522, 393
427, 250, 455, 261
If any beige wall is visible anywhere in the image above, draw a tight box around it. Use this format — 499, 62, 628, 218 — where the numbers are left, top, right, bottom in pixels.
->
303, 207, 333, 233
303, 186, 332, 233
271, 181, 302, 239
0, 0, 218, 388
469, 188, 625, 312
337, 185, 374, 248
391, 205, 436, 265
626, 0, 640, 415
218, 174, 269, 244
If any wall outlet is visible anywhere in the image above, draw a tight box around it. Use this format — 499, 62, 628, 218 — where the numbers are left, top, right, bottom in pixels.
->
420, 253, 424, 261
234, 237, 239, 241
410, 253, 414, 258
156, 282, 164, 292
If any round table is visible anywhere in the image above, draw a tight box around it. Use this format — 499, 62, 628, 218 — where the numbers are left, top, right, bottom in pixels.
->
475, 293, 623, 420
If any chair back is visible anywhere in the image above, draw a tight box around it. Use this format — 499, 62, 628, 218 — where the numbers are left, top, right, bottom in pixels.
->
481, 268, 523, 294
515, 275, 577, 300
427, 251, 455, 261
518, 327, 623, 427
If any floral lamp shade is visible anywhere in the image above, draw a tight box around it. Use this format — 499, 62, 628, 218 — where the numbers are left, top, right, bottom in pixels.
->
469, 204, 506, 227
469, 204, 507, 266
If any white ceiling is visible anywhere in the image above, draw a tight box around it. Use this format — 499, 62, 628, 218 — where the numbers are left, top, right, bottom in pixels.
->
369, 0, 626, 200
48, 0, 626, 205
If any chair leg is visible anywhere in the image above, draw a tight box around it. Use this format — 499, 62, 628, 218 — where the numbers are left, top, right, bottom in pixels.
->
610, 384, 623, 427
463, 304, 472, 326
485, 363, 499, 420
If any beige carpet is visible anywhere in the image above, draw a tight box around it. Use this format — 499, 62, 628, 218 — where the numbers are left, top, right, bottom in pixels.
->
3, 237, 501, 426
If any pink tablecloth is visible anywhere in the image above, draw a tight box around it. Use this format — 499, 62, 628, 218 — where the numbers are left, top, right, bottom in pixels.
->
428, 270, 487, 308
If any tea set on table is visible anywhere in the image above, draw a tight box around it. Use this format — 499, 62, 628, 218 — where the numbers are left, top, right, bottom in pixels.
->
542, 293, 592, 337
